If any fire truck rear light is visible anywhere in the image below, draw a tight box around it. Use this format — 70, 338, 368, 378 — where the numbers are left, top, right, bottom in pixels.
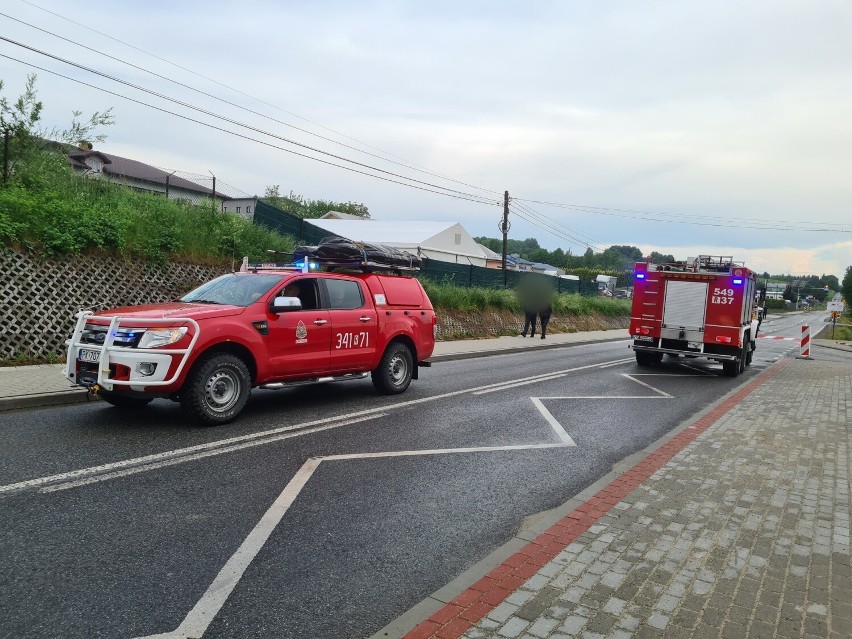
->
715, 336, 732, 343
732, 278, 743, 285
635, 272, 646, 280
640, 328, 650, 335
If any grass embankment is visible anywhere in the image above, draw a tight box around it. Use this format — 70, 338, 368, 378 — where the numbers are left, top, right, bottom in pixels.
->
823, 324, 852, 341
0, 152, 293, 263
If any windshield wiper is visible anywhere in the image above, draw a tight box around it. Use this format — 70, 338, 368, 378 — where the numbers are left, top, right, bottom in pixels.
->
182, 298, 224, 305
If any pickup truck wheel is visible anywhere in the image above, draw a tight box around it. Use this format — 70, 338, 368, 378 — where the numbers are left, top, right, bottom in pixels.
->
100, 391, 152, 409
372, 343, 413, 394
181, 354, 250, 425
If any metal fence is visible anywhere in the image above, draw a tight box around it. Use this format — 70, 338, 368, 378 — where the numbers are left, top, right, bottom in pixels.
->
252, 201, 600, 295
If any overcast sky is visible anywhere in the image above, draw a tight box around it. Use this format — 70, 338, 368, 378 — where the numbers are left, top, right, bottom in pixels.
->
2, 0, 851, 278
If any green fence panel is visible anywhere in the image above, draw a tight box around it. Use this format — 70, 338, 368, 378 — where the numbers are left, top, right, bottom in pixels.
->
253, 201, 339, 246
252, 202, 597, 296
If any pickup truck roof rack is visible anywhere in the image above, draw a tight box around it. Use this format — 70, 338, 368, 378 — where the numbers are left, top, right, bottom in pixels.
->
239, 237, 421, 275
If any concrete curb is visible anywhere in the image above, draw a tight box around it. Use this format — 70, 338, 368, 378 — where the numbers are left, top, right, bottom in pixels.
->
0, 390, 93, 412
367, 357, 793, 639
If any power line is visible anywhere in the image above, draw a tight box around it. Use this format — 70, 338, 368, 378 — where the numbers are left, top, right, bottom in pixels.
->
0, 52, 502, 207
509, 204, 605, 254
513, 197, 850, 233
0, 37, 500, 205
510, 200, 607, 252
8, 2, 501, 198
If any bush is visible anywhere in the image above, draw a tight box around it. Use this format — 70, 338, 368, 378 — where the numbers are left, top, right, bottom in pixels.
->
3, 147, 295, 263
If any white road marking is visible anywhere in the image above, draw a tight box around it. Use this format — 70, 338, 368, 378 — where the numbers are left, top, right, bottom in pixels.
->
598, 358, 635, 369
136, 458, 323, 639
529, 373, 682, 438
473, 358, 633, 395
136, 440, 574, 639
529, 398, 576, 445
135, 367, 690, 638
39, 414, 388, 493
1, 357, 631, 496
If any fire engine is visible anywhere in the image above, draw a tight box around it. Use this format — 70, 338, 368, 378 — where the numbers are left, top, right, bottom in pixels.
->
629, 255, 760, 376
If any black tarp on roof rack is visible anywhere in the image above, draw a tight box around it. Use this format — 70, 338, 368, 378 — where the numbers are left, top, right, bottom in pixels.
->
294, 237, 421, 270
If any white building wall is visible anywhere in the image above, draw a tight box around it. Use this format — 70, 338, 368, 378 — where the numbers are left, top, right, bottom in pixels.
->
221, 197, 257, 221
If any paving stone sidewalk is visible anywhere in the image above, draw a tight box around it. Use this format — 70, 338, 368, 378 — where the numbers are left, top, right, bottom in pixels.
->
405, 357, 851, 639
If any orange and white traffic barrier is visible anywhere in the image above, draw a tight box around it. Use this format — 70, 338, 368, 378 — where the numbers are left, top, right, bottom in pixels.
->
799, 324, 811, 359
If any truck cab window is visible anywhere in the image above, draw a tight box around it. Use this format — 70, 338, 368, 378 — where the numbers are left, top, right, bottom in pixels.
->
325, 279, 364, 310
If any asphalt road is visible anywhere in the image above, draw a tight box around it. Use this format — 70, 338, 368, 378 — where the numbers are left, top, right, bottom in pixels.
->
0, 318, 816, 639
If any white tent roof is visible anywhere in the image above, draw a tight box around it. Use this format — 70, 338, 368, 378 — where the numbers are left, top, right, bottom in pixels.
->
477, 243, 502, 260
308, 219, 458, 245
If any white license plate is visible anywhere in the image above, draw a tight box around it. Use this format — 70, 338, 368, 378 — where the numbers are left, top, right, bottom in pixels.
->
688, 342, 701, 349
78, 348, 101, 363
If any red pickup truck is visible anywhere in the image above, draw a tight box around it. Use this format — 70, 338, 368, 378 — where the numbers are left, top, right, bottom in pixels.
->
64, 266, 436, 425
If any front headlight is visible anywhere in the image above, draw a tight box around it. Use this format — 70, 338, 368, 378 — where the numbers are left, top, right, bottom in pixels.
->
138, 327, 188, 349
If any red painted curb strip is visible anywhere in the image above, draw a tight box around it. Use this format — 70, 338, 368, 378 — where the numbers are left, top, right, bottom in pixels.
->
404, 359, 792, 639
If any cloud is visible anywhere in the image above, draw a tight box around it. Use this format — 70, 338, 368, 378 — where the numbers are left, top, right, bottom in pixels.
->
2, 1, 851, 279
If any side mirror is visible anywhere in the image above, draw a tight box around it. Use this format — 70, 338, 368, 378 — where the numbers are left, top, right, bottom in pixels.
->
270, 296, 302, 313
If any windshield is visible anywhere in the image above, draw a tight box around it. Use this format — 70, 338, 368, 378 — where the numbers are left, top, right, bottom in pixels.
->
180, 274, 282, 307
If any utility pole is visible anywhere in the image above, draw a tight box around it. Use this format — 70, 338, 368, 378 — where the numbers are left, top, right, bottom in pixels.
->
501, 190, 509, 286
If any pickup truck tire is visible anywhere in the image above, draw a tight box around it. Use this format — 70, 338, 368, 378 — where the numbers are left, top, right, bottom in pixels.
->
372, 342, 413, 394
181, 353, 251, 425
100, 391, 153, 409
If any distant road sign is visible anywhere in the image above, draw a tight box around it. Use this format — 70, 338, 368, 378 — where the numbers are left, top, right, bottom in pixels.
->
828, 300, 845, 313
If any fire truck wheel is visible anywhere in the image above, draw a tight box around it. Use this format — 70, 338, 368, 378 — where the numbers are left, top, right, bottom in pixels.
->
99, 391, 153, 409
372, 342, 413, 394
722, 359, 739, 377
635, 351, 663, 367
181, 353, 251, 425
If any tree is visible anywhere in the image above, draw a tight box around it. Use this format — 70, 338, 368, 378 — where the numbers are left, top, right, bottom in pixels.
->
0, 75, 42, 139
600, 245, 643, 271
1, 74, 113, 185
473, 236, 501, 253
841, 266, 852, 311
261, 187, 370, 219
648, 251, 676, 264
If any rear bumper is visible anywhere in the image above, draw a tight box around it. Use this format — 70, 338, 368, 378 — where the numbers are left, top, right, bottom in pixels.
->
631, 343, 738, 362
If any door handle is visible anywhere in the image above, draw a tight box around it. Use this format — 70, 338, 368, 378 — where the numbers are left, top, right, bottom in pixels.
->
313, 319, 328, 325
359, 317, 371, 322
